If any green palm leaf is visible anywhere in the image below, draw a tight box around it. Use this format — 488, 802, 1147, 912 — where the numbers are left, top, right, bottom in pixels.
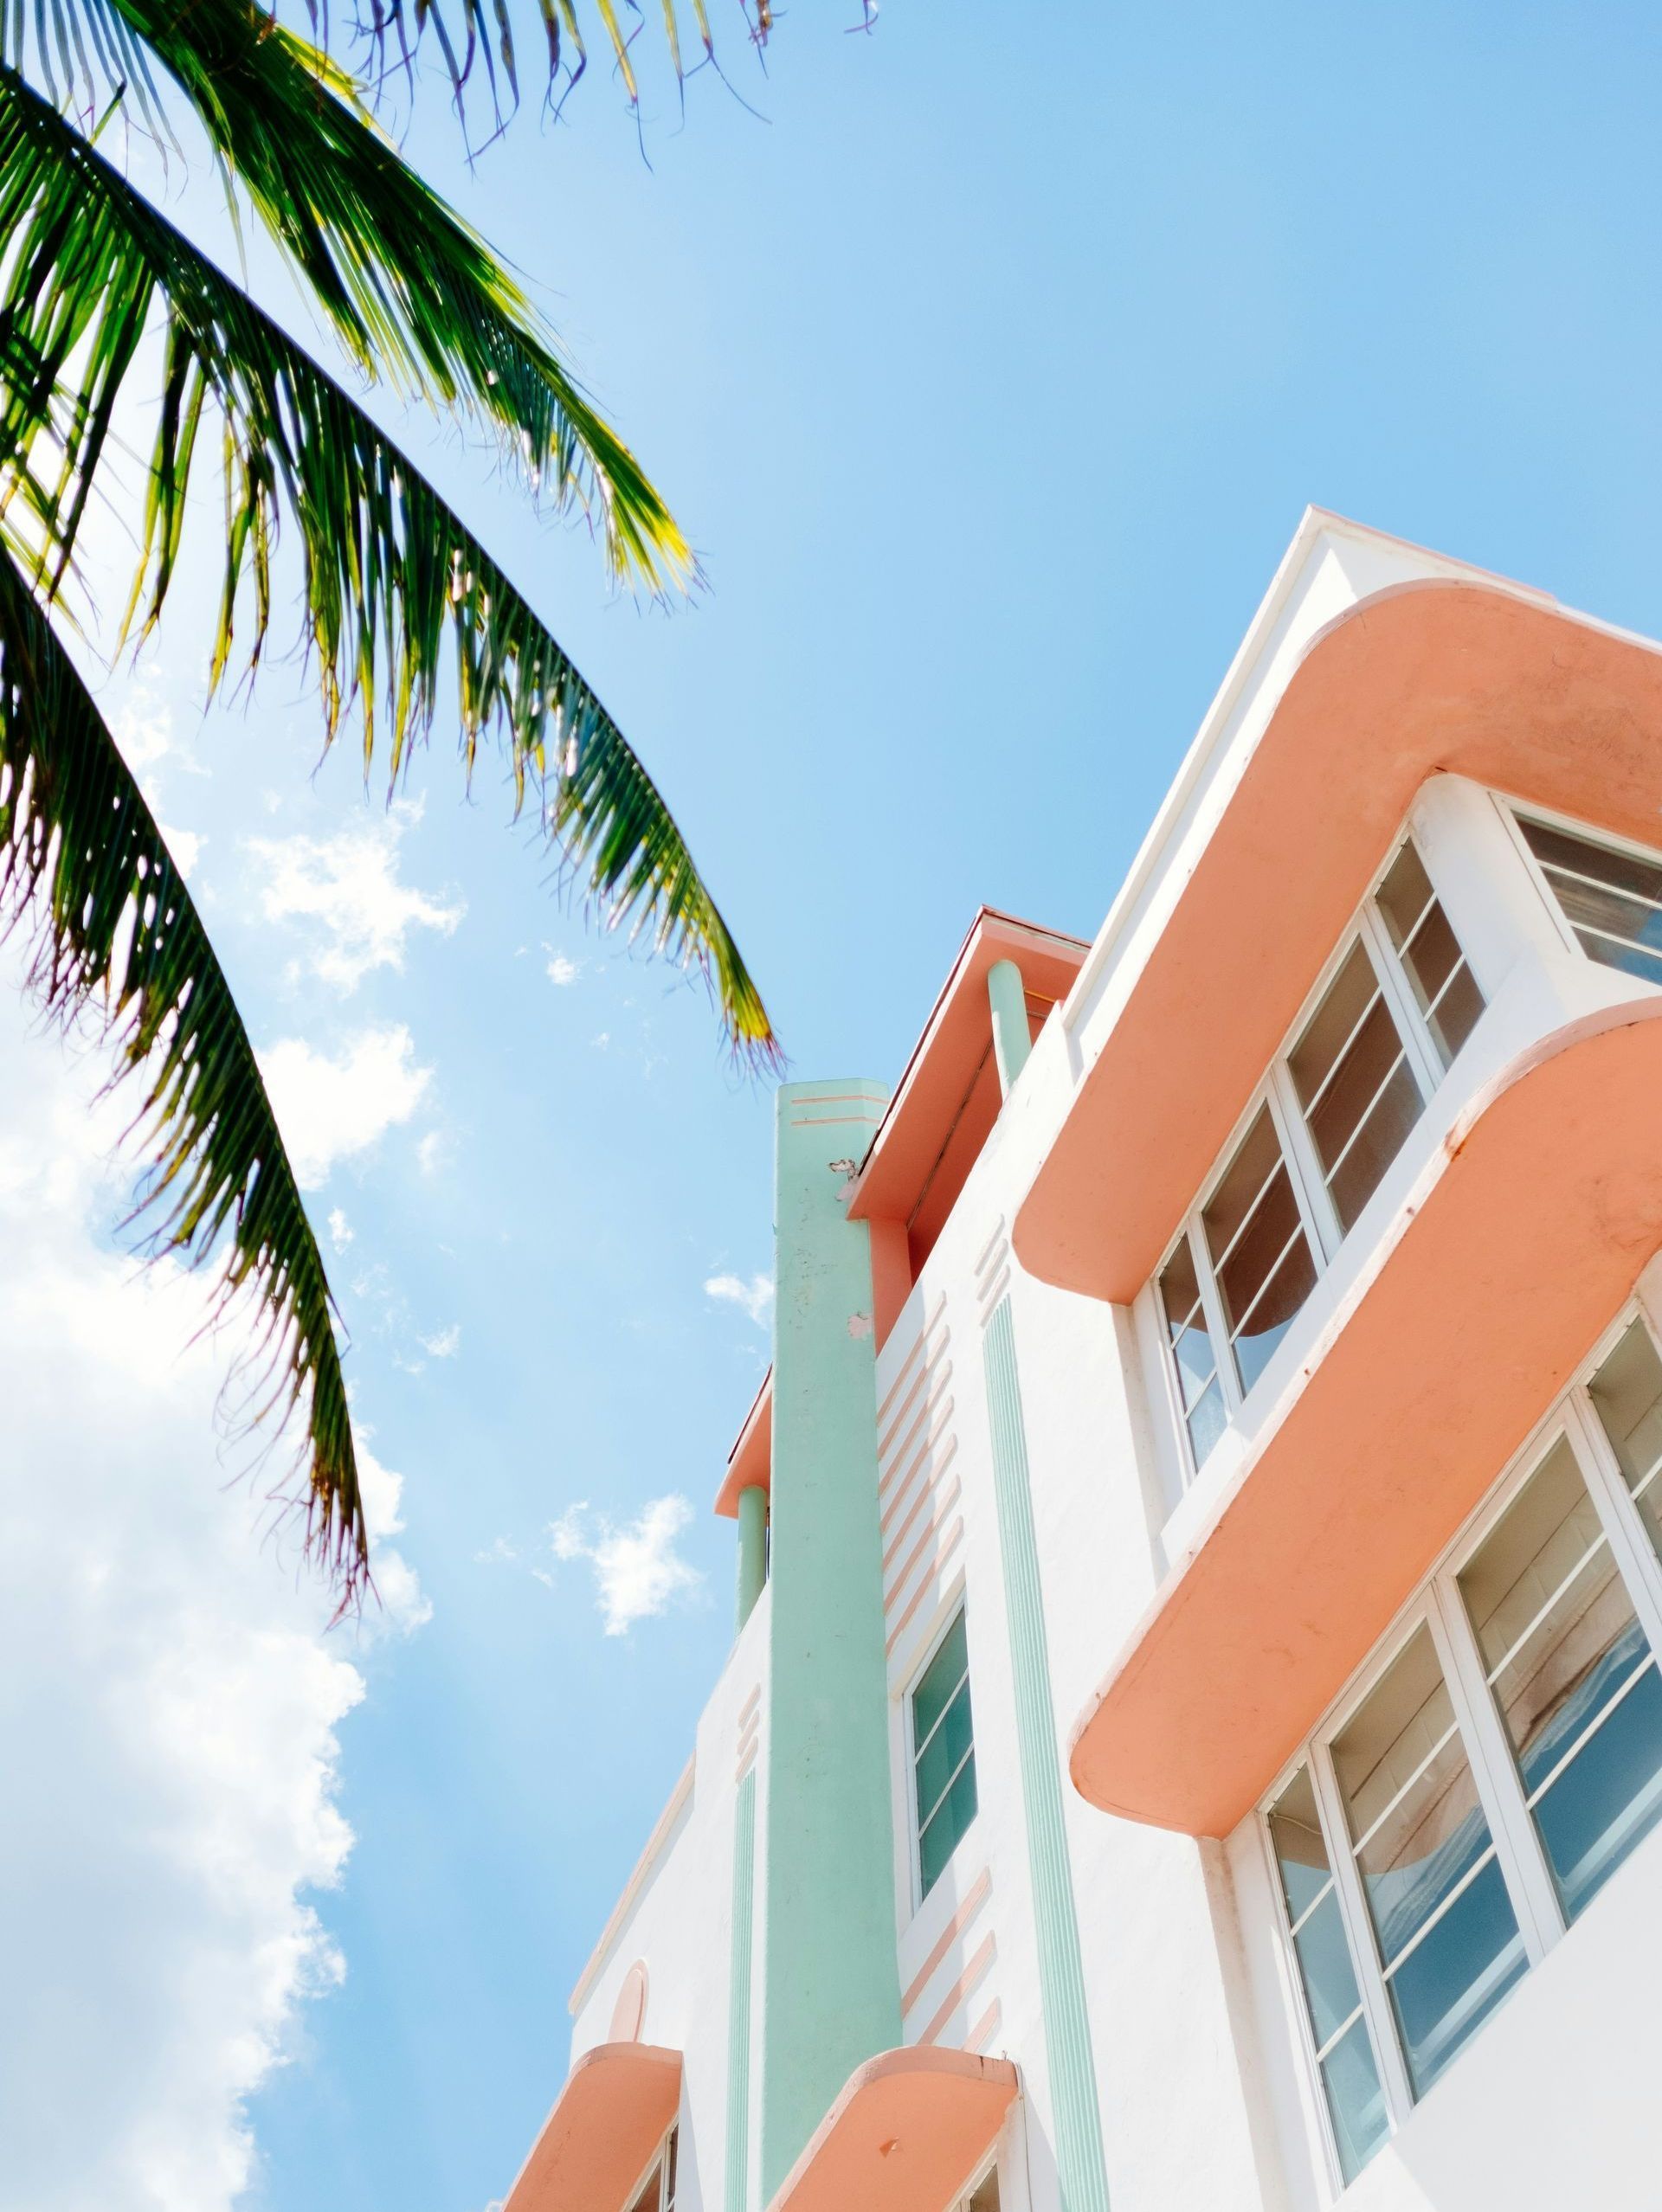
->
0, 547, 366, 1599
0, 62, 777, 1064
102, 0, 695, 593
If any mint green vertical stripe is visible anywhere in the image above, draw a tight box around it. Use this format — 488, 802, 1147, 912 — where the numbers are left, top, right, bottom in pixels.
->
759, 1080, 902, 2201
725, 1768, 757, 2212
984, 1295, 1111, 2212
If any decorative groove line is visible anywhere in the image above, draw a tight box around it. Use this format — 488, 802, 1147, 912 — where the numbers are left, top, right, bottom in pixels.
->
874, 1297, 947, 1423
885, 1520, 963, 1660
878, 1396, 956, 1504
883, 1474, 963, 1612
880, 1434, 958, 1540
965, 1999, 1002, 2056
878, 1354, 955, 1468
900, 1868, 992, 2019
882, 1462, 960, 1576
725, 1770, 757, 2212
919, 1932, 995, 2048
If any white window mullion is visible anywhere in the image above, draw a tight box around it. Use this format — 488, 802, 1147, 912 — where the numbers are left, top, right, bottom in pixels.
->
1565, 1387, 1662, 1662
1307, 1737, 1414, 2131
1189, 1215, 1243, 1419
1253, 1813, 1350, 2201
1266, 1061, 1342, 1267
1423, 1577, 1564, 1961
1361, 903, 1443, 1101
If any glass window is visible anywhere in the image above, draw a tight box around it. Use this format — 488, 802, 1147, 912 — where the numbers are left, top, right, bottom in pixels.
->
1268, 1767, 1388, 2181
961, 2167, 1000, 2212
1459, 1434, 1662, 1922
1157, 1236, 1227, 1470
1201, 1108, 1319, 1396
912, 1608, 978, 1899
1588, 1320, 1662, 1566
1520, 817, 1662, 987
1290, 941, 1424, 1232
1331, 1627, 1526, 2095
1375, 840, 1485, 1065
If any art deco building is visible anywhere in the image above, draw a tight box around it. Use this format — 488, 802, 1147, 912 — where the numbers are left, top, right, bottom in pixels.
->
503, 512, 1662, 2212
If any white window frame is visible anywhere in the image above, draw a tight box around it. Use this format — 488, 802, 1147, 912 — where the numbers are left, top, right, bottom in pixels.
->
1260, 1292, 1662, 2197
1497, 792, 1662, 982
953, 2151, 1002, 2210
1155, 834, 1472, 1490
624, 2123, 680, 2212
905, 1598, 978, 1911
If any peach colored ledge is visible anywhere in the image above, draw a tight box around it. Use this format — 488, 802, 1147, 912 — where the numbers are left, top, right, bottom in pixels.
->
503, 2043, 682, 2212
1070, 1000, 1662, 1837
1015, 577, 1662, 1303
764, 2047, 1019, 2212
715, 1369, 772, 1519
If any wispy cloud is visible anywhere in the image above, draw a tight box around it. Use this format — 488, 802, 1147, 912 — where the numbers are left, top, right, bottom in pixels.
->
544, 948, 581, 987
544, 1496, 703, 1636
416, 1324, 461, 1360
705, 1271, 775, 1330
326, 1207, 354, 1255
248, 801, 464, 993
257, 1026, 431, 1189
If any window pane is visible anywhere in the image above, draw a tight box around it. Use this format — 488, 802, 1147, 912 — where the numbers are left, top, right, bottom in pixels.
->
915, 1680, 974, 1824
1159, 1238, 1226, 1471
1202, 1109, 1317, 1395
1293, 1891, 1363, 2048
1268, 1767, 1388, 2181
1321, 2015, 1389, 2183
1459, 1436, 1662, 1921
1376, 841, 1485, 1065
919, 1754, 979, 1895
1588, 1321, 1662, 1563
912, 1611, 969, 1749
1332, 1626, 1524, 2096
1268, 1765, 1331, 1922
1521, 818, 1662, 987
1289, 942, 1425, 1232
628, 2161, 663, 2212
914, 1610, 977, 1899
965, 2168, 1001, 2212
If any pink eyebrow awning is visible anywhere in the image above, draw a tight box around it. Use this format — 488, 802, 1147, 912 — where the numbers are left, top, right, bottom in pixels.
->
1014, 577, 1662, 1306
766, 2047, 1019, 2212
1069, 1000, 1662, 1837
504, 2042, 682, 2212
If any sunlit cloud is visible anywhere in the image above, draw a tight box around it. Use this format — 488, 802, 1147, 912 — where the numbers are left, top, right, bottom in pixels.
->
545, 1496, 704, 1636
248, 800, 464, 993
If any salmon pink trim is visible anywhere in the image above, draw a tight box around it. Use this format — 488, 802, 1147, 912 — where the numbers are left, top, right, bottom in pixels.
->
502, 2043, 682, 2212
1015, 580, 1662, 1302
763, 2047, 1018, 2212
1070, 999, 1662, 1836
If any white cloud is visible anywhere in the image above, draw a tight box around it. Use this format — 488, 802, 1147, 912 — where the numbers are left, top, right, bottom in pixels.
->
547, 1496, 703, 1636
544, 952, 581, 987
247, 801, 464, 993
705, 1271, 775, 1330
326, 1207, 354, 1255
417, 1324, 461, 1360
0, 986, 427, 2209
415, 1130, 445, 1178
258, 1026, 431, 1190
159, 824, 204, 881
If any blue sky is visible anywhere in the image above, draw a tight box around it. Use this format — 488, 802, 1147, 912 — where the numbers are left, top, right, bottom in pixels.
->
9, 5, 1662, 2209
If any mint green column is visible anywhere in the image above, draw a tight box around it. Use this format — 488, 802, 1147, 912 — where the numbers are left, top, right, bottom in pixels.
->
736, 1484, 768, 1631
988, 956, 1032, 1096
759, 1079, 903, 2202
725, 1769, 757, 2212
984, 1296, 1111, 2212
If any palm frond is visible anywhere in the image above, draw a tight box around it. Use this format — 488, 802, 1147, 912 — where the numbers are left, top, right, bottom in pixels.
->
0, 63, 778, 1066
0, 546, 366, 1600
4, 0, 692, 591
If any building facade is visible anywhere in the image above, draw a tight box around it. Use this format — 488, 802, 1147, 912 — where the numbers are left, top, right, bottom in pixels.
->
503, 511, 1662, 2212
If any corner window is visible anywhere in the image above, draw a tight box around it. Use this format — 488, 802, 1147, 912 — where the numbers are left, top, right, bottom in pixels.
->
1518, 815, 1662, 987
1155, 838, 1481, 1482
912, 1606, 978, 1900
1265, 1312, 1662, 2186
